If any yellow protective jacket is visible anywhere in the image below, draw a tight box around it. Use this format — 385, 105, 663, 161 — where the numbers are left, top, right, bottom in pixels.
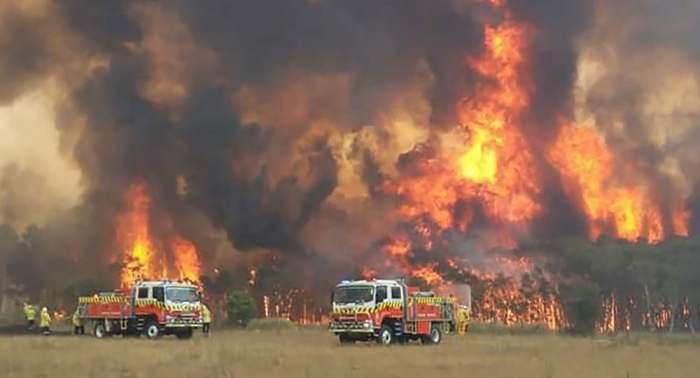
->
40, 310, 51, 328
72, 311, 82, 327
24, 305, 36, 321
202, 305, 212, 324
457, 308, 469, 324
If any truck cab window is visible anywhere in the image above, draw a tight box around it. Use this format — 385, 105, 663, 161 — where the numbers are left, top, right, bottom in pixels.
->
138, 288, 148, 299
391, 286, 401, 300
376, 286, 388, 303
152, 287, 164, 302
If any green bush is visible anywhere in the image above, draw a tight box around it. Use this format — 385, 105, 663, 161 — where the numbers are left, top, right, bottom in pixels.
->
225, 291, 257, 328
560, 278, 601, 335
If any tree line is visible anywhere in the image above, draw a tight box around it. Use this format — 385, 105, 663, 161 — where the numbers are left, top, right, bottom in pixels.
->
3, 220, 700, 334
452, 236, 700, 334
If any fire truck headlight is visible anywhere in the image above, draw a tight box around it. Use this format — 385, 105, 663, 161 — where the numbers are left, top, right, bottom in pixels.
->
363, 320, 373, 329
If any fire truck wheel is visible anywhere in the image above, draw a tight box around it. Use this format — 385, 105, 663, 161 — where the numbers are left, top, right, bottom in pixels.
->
338, 334, 355, 345
144, 322, 162, 339
176, 328, 193, 340
421, 325, 442, 345
94, 323, 107, 339
377, 325, 394, 346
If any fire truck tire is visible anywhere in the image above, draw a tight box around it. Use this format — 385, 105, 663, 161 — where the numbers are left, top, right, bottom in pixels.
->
94, 323, 107, 339
377, 325, 394, 346
176, 328, 194, 340
144, 322, 162, 339
338, 334, 355, 345
421, 325, 442, 345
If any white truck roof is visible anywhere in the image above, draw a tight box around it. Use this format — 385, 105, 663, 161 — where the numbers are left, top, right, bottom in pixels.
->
136, 280, 197, 287
337, 279, 402, 286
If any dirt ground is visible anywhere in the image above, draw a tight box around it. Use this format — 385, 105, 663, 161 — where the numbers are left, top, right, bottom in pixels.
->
1, 325, 699, 378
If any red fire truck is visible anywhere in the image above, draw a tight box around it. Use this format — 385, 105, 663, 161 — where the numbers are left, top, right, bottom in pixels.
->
329, 279, 456, 345
76, 281, 203, 339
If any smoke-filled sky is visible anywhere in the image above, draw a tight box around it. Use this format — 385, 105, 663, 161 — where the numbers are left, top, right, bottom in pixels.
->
1, 0, 699, 293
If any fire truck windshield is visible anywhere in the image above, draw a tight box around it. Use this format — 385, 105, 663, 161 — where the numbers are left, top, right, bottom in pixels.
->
165, 287, 199, 303
333, 285, 374, 305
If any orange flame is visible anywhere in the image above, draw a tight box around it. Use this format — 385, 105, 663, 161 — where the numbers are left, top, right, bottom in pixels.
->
117, 180, 201, 287
117, 182, 156, 286
383, 16, 539, 241
547, 125, 676, 242
374, 6, 566, 330
672, 208, 690, 237
171, 235, 201, 282
457, 19, 541, 224
412, 265, 445, 286
248, 267, 258, 285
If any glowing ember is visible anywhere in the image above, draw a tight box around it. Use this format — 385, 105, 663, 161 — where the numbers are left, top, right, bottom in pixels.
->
248, 267, 258, 285
52, 310, 68, 322
263, 295, 270, 318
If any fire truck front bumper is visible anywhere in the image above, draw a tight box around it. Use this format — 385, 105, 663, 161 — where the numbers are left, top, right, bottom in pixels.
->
329, 319, 374, 333
165, 316, 203, 328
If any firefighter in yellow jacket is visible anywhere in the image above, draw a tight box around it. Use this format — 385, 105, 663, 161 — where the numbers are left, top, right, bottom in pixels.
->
457, 305, 469, 336
23, 303, 36, 330
202, 304, 212, 336
40, 307, 51, 336
72, 309, 84, 335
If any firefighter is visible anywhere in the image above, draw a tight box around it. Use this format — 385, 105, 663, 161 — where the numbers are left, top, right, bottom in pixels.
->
40, 307, 51, 336
23, 303, 36, 330
72, 309, 84, 335
202, 303, 212, 336
457, 305, 469, 336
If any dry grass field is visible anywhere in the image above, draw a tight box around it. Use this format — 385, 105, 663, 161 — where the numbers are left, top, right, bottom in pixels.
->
1, 324, 699, 378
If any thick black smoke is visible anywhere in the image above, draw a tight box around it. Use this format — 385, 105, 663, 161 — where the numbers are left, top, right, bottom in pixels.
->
576, 0, 700, 232
171, 0, 483, 127
49, 0, 488, 263
0, 3, 52, 104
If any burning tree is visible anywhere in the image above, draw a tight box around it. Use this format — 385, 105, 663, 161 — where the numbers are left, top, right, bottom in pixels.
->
115, 180, 201, 287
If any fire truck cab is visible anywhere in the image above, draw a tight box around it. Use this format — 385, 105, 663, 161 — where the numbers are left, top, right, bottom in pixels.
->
330, 279, 455, 345
77, 280, 203, 339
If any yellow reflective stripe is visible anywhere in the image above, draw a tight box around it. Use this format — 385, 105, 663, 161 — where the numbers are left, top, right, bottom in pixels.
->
412, 297, 454, 305
332, 306, 373, 314
135, 299, 165, 309
165, 304, 199, 312
78, 296, 129, 304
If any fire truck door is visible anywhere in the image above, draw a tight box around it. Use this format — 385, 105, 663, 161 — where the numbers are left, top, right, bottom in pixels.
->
152, 286, 164, 302
135, 287, 149, 315
390, 286, 402, 302
390, 285, 405, 332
